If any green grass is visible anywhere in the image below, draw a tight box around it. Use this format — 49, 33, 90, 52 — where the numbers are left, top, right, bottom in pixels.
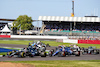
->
0, 40, 100, 48
0, 40, 33, 45
41, 41, 100, 48
0, 52, 6, 55
4, 60, 100, 67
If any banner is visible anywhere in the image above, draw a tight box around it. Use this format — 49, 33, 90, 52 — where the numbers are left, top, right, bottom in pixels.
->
0, 35, 11, 38
78, 40, 100, 44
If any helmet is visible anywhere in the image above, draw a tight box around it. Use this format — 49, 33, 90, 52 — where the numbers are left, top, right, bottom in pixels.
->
32, 43, 36, 46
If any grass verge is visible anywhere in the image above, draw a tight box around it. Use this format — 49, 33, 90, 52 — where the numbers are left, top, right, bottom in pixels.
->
41, 41, 100, 48
4, 60, 100, 67
0, 52, 6, 55
0, 40, 33, 45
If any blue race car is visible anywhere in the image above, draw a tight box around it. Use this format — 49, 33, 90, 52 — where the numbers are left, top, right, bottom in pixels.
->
49, 46, 80, 57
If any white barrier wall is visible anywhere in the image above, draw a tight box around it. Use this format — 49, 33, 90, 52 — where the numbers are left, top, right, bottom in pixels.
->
11, 35, 78, 43
63, 39, 78, 43
11, 35, 68, 39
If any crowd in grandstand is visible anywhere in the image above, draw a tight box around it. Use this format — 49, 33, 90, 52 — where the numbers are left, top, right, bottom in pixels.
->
68, 36, 100, 40
45, 23, 70, 31
75, 23, 100, 31
44, 23, 100, 32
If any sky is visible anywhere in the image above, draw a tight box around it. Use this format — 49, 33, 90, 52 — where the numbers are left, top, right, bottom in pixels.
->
0, 0, 100, 27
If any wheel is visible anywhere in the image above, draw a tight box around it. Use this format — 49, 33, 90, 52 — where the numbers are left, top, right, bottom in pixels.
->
61, 51, 66, 57
7, 51, 13, 58
51, 49, 54, 53
58, 51, 66, 57
49, 51, 53, 57
20, 52, 26, 58
91, 50, 95, 54
66, 52, 70, 56
7, 51, 12, 55
96, 50, 99, 54
41, 52, 46, 57
75, 51, 80, 56
82, 50, 87, 55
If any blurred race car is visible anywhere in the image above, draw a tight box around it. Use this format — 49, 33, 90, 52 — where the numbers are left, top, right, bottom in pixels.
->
82, 46, 99, 55
7, 47, 37, 58
7, 42, 47, 58
49, 45, 80, 57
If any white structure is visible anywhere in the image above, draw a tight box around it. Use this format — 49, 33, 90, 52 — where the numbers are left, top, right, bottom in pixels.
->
0, 25, 11, 35
8, 22, 13, 27
38, 16, 100, 22
25, 30, 38, 34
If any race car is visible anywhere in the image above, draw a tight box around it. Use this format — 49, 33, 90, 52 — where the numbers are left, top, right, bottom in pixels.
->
7, 47, 36, 58
30, 41, 50, 47
49, 45, 80, 57
31, 41, 47, 57
82, 46, 99, 55
7, 43, 47, 58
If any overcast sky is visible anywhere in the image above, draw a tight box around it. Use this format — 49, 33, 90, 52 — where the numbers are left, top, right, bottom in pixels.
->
0, 0, 100, 26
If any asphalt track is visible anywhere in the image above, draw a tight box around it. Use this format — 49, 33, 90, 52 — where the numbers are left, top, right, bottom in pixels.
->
0, 44, 100, 61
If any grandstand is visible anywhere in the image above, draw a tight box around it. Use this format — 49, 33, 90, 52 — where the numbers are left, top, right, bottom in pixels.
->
38, 16, 100, 40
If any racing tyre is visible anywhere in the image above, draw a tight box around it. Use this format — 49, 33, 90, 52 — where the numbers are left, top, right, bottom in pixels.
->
49, 51, 53, 57
7, 51, 13, 58
82, 50, 87, 55
51, 49, 54, 53
58, 51, 66, 57
41, 52, 46, 57
75, 51, 80, 56
96, 50, 99, 54
7, 51, 12, 55
61, 51, 66, 57
20, 52, 26, 58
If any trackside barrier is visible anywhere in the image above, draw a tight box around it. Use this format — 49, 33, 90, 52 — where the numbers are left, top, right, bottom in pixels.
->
0, 35, 11, 38
63, 39, 78, 43
78, 40, 100, 44
11, 35, 68, 39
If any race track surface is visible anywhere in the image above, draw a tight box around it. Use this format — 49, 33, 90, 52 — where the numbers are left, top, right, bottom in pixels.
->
0, 54, 100, 61
0, 44, 100, 61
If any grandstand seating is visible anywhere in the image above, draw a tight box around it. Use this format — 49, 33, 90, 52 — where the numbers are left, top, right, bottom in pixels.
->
44, 29, 100, 33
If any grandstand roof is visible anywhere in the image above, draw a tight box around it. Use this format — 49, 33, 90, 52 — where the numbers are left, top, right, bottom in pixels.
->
0, 18, 37, 22
38, 16, 100, 22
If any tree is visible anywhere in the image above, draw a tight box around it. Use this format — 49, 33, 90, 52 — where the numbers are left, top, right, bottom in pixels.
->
13, 15, 33, 30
